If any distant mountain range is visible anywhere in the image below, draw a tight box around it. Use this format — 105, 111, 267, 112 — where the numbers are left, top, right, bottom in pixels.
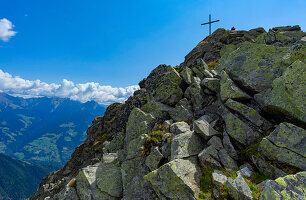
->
0, 153, 56, 200
0, 93, 106, 167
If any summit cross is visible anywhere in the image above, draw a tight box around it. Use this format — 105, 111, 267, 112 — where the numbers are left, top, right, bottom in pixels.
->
201, 14, 220, 35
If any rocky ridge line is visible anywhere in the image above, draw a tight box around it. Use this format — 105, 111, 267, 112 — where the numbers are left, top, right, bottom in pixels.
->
31, 25, 306, 200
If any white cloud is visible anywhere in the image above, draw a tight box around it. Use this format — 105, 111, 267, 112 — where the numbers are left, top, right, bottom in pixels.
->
0, 69, 140, 105
0, 18, 17, 42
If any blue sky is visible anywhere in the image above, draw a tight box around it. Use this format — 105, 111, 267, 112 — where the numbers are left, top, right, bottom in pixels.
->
0, 0, 305, 103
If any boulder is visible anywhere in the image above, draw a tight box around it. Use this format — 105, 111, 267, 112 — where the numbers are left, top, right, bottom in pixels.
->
126, 134, 148, 159
219, 70, 251, 102
145, 147, 164, 171
121, 157, 157, 199
170, 121, 191, 135
259, 171, 306, 200
221, 106, 261, 145
263, 60, 306, 124
258, 123, 306, 170
222, 131, 238, 160
144, 158, 202, 199
162, 119, 173, 131
184, 80, 205, 115
198, 145, 222, 168
141, 101, 171, 122
207, 136, 223, 151
171, 131, 204, 160
212, 170, 228, 187
226, 175, 253, 200
251, 155, 287, 180
225, 99, 265, 127
145, 64, 183, 106
169, 98, 193, 122
238, 163, 254, 178
180, 66, 193, 85
75, 162, 122, 200
218, 149, 238, 169
125, 108, 155, 144
55, 186, 79, 200
201, 78, 220, 93
220, 42, 292, 93
193, 118, 220, 140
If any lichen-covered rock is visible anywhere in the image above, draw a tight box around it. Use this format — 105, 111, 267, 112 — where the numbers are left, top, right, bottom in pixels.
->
258, 123, 306, 170
180, 66, 193, 85
145, 147, 164, 171
212, 170, 228, 187
226, 175, 253, 200
141, 100, 171, 122
184, 79, 205, 115
75, 163, 121, 200
193, 118, 220, 140
125, 108, 155, 144
170, 121, 191, 135
190, 59, 209, 79
207, 136, 223, 151
54, 186, 79, 200
220, 42, 292, 93
96, 163, 122, 198
171, 131, 204, 160
263, 60, 306, 124
220, 106, 261, 145
218, 149, 238, 169
145, 64, 183, 106
126, 134, 148, 159
259, 171, 306, 200
121, 156, 157, 199
238, 163, 254, 178
225, 99, 265, 127
219, 70, 251, 102
198, 145, 222, 168
222, 131, 238, 160
169, 98, 193, 122
201, 78, 220, 93
251, 155, 287, 180
144, 158, 202, 200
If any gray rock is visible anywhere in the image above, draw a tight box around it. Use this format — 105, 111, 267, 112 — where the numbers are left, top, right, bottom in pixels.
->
218, 149, 238, 169
258, 122, 306, 170
251, 155, 287, 179
201, 78, 220, 93
219, 70, 251, 102
141, 100, 171, 122
207, 136, 223, 151
222, 132, 238, 160
169, 98, 193, 122
55, 186, 79, 200
102, 153, 118, 164
198, 145, 222, 168
144, 158, 202, 199
170, 121, 191, 135
145, 147, 164, 171
226, 175, 253, 200
212, 170, 228, 187
180, 67, 193, 85
145, 64, 183, 106
238, 163, 254, 178
199, 114, 215, 123
259, 171, 306, 200
171, 131, 204, 160
193, 118, 220, 140
162, 120, 173, 131
125, 108, 155, 144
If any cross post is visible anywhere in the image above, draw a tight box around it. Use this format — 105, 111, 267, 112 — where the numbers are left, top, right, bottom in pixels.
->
201, 14, 220, 35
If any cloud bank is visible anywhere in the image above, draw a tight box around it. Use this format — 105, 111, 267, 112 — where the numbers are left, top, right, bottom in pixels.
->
0, 18, 17, 42
0, 69, 139, 105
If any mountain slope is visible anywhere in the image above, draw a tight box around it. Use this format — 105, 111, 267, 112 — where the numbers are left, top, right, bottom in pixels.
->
0, 153, 55, 200
0, 93, 106, 166
31, 26, 306, 200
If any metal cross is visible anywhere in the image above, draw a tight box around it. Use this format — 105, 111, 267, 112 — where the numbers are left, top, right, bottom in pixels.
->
201, 14, 220, 35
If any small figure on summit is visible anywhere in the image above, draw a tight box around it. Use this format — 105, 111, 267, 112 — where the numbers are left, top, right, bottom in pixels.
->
231, 26, 236, 31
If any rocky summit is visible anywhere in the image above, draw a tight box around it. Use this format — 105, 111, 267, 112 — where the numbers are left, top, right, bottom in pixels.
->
30, 26, 306, 200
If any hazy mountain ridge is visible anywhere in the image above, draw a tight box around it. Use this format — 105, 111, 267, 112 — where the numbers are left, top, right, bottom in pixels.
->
0, 93, 106, 166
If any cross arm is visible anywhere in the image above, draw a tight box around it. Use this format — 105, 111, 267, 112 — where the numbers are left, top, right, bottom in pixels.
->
201, 20, 220, 25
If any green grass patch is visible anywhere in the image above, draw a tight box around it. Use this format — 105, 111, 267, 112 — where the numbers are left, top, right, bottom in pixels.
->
198, 167, 214, 199
142, 129, 166, 155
